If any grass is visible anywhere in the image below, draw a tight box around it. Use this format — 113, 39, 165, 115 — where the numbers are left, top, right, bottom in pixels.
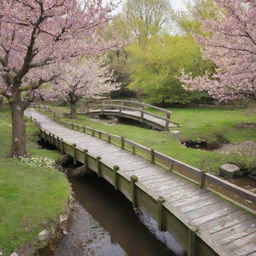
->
50, 105, 256, 175
0, 108, 70, 255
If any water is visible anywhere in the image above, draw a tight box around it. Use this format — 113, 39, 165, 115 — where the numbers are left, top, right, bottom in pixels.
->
53, 172, 184, 256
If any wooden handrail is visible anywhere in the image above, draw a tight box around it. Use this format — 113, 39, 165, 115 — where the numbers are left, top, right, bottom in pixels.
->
31, 103, 256, 215
88, 99, 172, 119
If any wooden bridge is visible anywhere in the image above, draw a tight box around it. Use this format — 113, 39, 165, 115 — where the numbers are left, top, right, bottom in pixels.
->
79, 100, 177, 130
26, 106, 256, 256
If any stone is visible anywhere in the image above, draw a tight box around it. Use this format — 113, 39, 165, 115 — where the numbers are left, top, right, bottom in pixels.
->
71, 165, 87, 176
10, 253, 19, 256
171, 130, 180, 134
59, 214, 69, 231
0, 249, 3, 256
220, 164, 240, 178
37, 229, 51, 242
59, 214, 68, 223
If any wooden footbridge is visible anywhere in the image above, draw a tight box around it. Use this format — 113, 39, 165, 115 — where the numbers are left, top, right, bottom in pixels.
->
26, 106, 256, 256
79, 100, 177, 130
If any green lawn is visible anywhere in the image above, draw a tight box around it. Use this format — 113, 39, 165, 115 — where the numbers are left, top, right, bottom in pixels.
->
0, 108, 70, 255
50, 105, 256, 176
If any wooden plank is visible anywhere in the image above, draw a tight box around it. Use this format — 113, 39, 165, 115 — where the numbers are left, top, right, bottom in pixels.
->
26, 108, 256, 256
203, 211, 252, 235
193, 207, 239, 226
206, 173, 256, 203
214, 219, 256, 245
225, 232, 256, 256
180, 199, 220, 214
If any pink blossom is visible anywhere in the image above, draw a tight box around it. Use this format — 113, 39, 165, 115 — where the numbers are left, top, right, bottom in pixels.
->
180, 0, 256, 101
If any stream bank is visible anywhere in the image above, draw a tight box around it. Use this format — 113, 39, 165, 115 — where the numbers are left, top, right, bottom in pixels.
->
40, 171, 185, 256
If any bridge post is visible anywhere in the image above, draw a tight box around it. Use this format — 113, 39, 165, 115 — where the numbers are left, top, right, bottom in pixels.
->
121, 136, 125, 149
60, 138, 65, 154
108, 134, 111, 144
73, 144, 77, 165
83, 126, 86, 133
140, 109, 144, 122
51, 133, 54, 146
157, 196, 166, 231
188, 226, 198, 256
96, 156, 102, 177
130, 175, 138, 208
200, 171, 207, 189
113, 165, 119, 190
132, 145, 136, 155
119, 102, 124, 113
84, 149, 88, 170
151, 149, 155, 164
56, 136, 60, 150
53, 134, 56, 147
165, 113, 171, 130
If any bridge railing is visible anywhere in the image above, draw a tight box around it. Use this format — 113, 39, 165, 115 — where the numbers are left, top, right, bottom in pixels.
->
31, 103, 256, 215
85, 100, 172, 130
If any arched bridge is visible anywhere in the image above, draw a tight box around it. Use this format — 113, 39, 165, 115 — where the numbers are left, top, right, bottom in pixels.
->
27, 105, 256, 256
79, 100, 177, 130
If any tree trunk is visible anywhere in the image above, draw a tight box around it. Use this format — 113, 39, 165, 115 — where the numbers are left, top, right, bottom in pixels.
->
0, 96, 3, 110
9, 93, 28, 157
70, 103, 77, 119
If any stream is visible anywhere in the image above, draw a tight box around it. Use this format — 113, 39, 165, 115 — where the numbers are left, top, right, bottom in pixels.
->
41, 172, 185, 256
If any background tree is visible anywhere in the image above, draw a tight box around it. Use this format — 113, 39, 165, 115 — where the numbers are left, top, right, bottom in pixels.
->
127, 35, 214, 105
45, 58, 119, 119
121, 0, 172, 45
171, 0, 218, 35
0, 0, 120, 157
180, 0, 256, 102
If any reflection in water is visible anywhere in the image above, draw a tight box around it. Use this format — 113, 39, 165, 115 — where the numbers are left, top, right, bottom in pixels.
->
56, 202, 126, 256
55, 172, 185, 256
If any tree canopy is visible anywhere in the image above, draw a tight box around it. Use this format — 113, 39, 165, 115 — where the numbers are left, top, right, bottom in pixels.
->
180, 0, 256, 102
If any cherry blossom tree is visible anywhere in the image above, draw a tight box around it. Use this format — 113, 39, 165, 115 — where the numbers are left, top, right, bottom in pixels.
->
42, 57, 120, 119
180, 0, 256, 102
0, 0, 121, 157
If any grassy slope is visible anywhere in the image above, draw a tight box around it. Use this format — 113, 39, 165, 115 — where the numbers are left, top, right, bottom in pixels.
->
0, 108, 70, 255
52, 105, 256, 174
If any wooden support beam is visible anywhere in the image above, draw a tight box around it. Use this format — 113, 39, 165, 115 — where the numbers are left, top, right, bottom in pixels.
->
61, 138, 65, 154
151, 149, 155, 164
108, 134, 111, 144
200, 171, 207, 189
96, 156, 102, 177
188, 226, 198, 256
113, 165, 119, 190
121, 136, 125, 149
157, 196, 166, 231
130, 175, 138, 208
73, 144, 77, 165
84, 149, 88, 170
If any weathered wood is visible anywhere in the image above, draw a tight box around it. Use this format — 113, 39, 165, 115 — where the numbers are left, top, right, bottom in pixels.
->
27, 108, 256, 256
130, 175, 138, 208
188, 226, 198, 256
84, 99, 175, 130
157, 196, 166, 231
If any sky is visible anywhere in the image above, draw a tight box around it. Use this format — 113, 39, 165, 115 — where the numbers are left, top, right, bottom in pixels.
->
104, 0, 187, 14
